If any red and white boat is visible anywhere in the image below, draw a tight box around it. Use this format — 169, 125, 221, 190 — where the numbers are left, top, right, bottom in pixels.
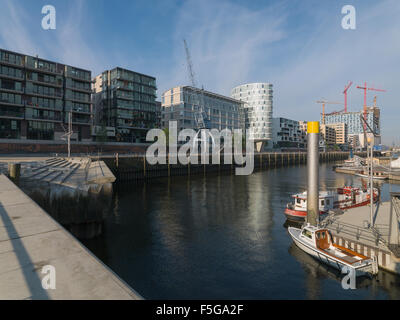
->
284, 186, 379, 221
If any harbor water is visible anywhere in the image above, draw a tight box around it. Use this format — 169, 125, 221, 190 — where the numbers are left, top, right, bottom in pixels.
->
83, 162, 400, 299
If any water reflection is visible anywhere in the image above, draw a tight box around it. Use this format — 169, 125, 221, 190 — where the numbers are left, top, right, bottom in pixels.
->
82, 163, 400, 299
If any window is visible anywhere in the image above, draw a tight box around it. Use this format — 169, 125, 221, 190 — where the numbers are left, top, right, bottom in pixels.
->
302, 229, 313, 239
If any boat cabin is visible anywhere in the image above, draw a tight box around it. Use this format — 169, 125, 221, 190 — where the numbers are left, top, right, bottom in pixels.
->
293, 191, 335, 212
299, 225, 332, 248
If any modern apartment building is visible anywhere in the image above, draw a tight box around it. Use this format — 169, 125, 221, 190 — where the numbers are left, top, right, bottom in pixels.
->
93, 67, 157, 143
320, 124, 336, 146
271, 117, 305, 149
230, 83, 273, 147
161, 86, 243, 131
0, 48, 92, 141
325, 123, 348, 145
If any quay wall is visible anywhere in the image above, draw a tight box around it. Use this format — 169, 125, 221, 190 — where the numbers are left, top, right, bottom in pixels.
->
105, 152, 366, 183
0, 174, 141, 300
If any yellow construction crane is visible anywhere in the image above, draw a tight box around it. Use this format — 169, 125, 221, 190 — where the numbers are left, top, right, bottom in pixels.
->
316, 100, 342, 124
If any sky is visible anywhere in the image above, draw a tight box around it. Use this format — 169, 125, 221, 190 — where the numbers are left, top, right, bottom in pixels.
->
0, 0, 399, 145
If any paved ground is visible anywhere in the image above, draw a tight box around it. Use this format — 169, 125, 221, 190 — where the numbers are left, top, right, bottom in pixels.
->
322, 201, 397, 251
0, 174, 141, 300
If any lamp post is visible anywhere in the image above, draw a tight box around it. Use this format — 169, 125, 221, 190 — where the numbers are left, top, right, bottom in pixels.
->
368, 136, 374, 227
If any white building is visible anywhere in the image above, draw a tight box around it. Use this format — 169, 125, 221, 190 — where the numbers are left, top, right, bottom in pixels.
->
161, 86, 243, 131
231, 83, 273, 151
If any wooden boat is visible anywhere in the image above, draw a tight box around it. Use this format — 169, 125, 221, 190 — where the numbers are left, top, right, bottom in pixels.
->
288, 224, 378, 277
284, 186, 379, 221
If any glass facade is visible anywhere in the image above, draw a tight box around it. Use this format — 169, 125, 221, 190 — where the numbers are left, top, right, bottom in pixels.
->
231, 83, 273, 141
323, 109, 380, 137
272, 117, 305, 148
93, 67, 157, 143
0, 48, 93, 141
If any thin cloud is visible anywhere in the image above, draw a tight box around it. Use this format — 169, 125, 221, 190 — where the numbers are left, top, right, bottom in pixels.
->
163, 0, 287, 95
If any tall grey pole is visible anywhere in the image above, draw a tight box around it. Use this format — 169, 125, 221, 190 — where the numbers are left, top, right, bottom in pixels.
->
369, 137, 374, 227
307, 121, 320, 226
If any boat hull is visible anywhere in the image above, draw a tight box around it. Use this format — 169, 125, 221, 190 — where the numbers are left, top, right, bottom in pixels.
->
284, 208, 326, 222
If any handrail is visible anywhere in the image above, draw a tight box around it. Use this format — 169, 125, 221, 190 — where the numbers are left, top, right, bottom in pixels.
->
322, 215, 389, 247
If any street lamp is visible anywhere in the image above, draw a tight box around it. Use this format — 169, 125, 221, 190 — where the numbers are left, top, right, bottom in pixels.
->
367, 136, 374, 228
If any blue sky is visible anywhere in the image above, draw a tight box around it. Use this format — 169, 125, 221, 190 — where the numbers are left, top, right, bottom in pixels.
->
0, 0, 399, 144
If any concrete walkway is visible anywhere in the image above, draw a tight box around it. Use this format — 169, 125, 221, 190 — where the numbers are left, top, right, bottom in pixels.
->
0, 174, 141, 300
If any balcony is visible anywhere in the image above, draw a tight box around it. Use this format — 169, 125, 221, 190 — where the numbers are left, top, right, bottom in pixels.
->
0, 109, 24, 119
26, 113, 62, 122
69, 117, 91, 125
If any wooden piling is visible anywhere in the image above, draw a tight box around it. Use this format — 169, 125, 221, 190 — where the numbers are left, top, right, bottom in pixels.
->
8, 163, 21, 185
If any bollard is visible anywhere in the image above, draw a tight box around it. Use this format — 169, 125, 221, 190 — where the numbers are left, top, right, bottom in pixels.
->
8, 163, 21, 185
306, 122, 319, 226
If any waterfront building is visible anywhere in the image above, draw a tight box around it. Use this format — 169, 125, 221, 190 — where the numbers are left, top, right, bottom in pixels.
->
271, 117, 305, 149
93, 67, 157, 143
323, 107, 380, 147
325, 123, 348, 146
0, 48, 92, 141
320, 124, 336, 146
161, 86, 243, 131
230, 83, 273, 150
298, 120, 308, 147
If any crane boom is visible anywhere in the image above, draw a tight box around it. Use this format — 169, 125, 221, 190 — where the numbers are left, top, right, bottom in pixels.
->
343, 81, 353, 112
183, 39, 209, 129
183, 39, 197, 88
316, 100, 342, 124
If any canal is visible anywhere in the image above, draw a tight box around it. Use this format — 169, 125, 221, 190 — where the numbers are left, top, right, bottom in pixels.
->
83, 162, 400, 299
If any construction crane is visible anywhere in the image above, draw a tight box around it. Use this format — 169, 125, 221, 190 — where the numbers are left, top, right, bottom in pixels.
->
316, 100, 342, 124
356, 82, 386, 131
183, 39, 209, 129
343, 81, 353, 112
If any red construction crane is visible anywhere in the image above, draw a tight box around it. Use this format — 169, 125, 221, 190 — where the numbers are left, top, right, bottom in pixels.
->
343, 81, 353, 112
316, 100, 342, 124
356, 82, 386, 130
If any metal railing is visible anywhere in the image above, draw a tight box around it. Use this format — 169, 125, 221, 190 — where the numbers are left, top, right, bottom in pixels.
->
321, 214, 390, 247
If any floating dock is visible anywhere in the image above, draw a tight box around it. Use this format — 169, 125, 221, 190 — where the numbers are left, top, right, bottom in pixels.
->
322, 193, 400, 274
335, 163, 400, 182
0, 174, 141, 300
